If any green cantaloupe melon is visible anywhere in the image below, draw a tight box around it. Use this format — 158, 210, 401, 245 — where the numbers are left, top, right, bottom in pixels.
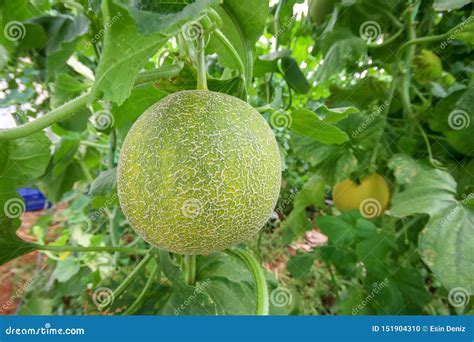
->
117, 90, 281, 255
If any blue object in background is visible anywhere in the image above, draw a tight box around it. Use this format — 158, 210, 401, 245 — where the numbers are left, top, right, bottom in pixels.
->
16, 188, 51, 211
0, 316, 473, 342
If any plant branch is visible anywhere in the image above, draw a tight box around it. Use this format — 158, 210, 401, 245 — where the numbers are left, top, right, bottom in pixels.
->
397, 16, 467, 54
368, 28, 404, 48
38, 244, 148, 254
366, 2, 403, 28
184, 254, 197, 286
225, 248, 269, 315
0, 64, 183, 141
111, 249, 154, 303
122, 262, 159, 315
400, 2, 418, 136
196, 34, 208, 90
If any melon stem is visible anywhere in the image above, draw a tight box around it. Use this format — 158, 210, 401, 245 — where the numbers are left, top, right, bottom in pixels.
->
196, 34, 208, 90
225, 248, 269, 315
184, 254, 197, 286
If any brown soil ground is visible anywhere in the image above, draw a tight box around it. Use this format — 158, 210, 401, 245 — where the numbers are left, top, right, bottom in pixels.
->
0, 204, 65, 315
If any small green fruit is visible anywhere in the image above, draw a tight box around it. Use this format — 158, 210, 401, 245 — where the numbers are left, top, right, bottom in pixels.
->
413, 49, 443, 85
117, 90, 281, 255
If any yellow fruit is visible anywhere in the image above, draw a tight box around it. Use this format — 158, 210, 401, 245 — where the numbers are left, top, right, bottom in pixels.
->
117, 90, 281, 255
332, 173, 390, 218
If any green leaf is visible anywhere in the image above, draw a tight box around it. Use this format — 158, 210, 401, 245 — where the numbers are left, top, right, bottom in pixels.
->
52, 258, 81, 283
0, 0, 45, 48
290, 108, 349, 145
391, 169, 474, 294
291, 134, 358, 185
433, 0, 471, 11
27, 14, 90, 79
287, 252, 317, 281
315, 105, 359, 124
429, 88, 474, 156
317, 211, 396, 278
367, 267, 430, 315
158, 252, 264, 315
387, 153, 429, 185
155, 63, 246, 99
206, 0, 269, 89
113, 84, 167, 138
0, 214, 38, 266
39, 138, 83, 202
280, 57, 309, 94
89, 169, 117, 196
328, 77, 389, 108
18, 297, 53, 315
281, 174, 325, 243
0, 132, 51, 181
91, 0, 213, 105
316, 29, 367, 82
50, 73, 91, 108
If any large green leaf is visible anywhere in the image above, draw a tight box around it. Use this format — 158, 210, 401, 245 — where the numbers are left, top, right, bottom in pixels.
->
317, 211, 429, 314
0, 132, 51, 181
0, 214, 39, 266
27, 14, 90, 78
291, 134, 358, 185
91, 0, 214, 105
156, 252, 282, 315
112, 83, 167, 138
433, 0, 471, 11
206, 0, 269, 89
315, 29, 367, 82
39, 137, 83, 202
281, 57, 309, 94
387, 153, 430, 185
289, 107, 357, 145
89, 169, 117, 196
391, 169, 474, 294
50, 73, 92, 132
429, 88, 474, 156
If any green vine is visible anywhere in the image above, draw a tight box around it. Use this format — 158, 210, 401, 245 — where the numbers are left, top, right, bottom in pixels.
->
38, 244, 149, 254
122, 262, 159, 315
225, 248, 269, 315
184, 254, 197, 286
0, 64, 183, 141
